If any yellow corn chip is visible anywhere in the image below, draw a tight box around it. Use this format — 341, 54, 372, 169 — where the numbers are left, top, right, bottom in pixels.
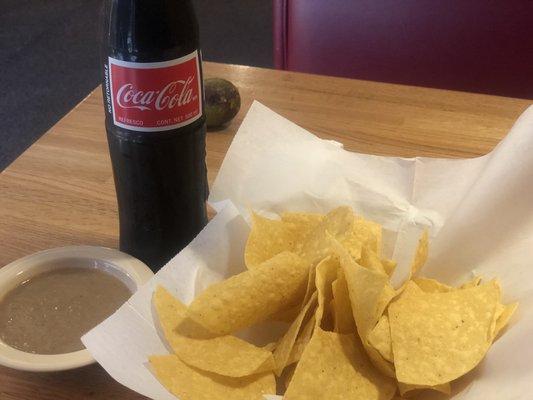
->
273, 292, 317, 376
325, 207, 366, 260
486, 281, 503, 339
314, 256, 339, 329
360, 246, 388, 275
328, 298, 336, 328
413, 277, 452, 293
270, 304, 301, 323
245, 213, 299, 268
186, 251, 309, 335
149, 207, 518, 400
389, 281, 500, 386
281, 362, 298, 391
298, 226, 335, 268
153, 286, 275, 377
493, 302, 518, 340
376, 283, 396, 320
301, 263, 317, 307
322, 207, 355, 236
354, 216, 383, 256
287, 314, 316, 366
334, 238, 395, 377
332, 269, 356, 334
284, 328, 396, 400
396, 279, 424, 299
298, 225, 337, 266
299, 207, 362, 265
398, 382, 451, 396
281, 212, 325, 237
339, 231, 364, 261
150, 354, 275, 400
368, 315, 393, 363
461, 276, 482, 289
336, 244, 388, 338
340, 214, 382, 257
489, 302, 505, 339
381, 258, 397, 277
262, 342, 277, 352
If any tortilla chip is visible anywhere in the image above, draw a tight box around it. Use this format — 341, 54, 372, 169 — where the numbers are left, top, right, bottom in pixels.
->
376, 283, 396, 320
295, 207, 383, 265
262, 342, 277, 352
486, 281, 503, 339
461, 276, 482, 289
360, 246, 388, 275
328, 298, 336, 327
334, 238, 395, 377
393, 275, 425, 301
325, 207, 366, 260
150, 206, 518, 400
493, 302, 518, 340
284, 328, 396, 400
245, 213, 299, 268
186, 251, 309, 335
270, 304, 301, 323
322, 207, 355, 236
332, 269, 356, 334
287, 314, 316, 366
301, 263, 317, 307
368, 315, 393, 363
336, 209, 383, 260
381, 259, 397, 277
298, 226, 335, 268
273, 292, 317, 376
397, 280, 424, 299
413, 277, 452, 293
299, 207, 361, 264
153, 286, 275, 377
489, 302, 505, 339
150, 354, 275, 400
398, 382, 451, 396
339, 231, 364, 262
314, 256, 339, 329
280, 362, 298, 392
389, 281, 500, 386
281, 212, 325, 243
354, 216, 383, 256
336, 243, 388, 338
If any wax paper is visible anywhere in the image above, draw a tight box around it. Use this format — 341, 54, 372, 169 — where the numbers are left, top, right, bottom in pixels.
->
84, 101, 533, 399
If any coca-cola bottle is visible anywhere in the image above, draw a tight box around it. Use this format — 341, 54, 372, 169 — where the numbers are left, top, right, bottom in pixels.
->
101, 0, 208, 270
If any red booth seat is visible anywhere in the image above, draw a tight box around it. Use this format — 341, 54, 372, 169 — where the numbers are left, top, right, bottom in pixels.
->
273, 0, 533, 99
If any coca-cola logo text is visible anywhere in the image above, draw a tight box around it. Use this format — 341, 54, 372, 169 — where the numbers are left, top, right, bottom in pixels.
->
116, 76, 196, 111
109, 51, 201, 131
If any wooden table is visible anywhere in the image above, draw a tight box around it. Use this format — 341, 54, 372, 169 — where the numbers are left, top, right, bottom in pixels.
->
0, 62, 530, 399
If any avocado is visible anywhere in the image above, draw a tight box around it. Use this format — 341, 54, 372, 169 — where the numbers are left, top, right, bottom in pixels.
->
204, 78, 241, 128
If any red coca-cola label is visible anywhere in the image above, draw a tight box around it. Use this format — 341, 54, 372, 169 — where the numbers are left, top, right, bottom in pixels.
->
108, 50, 202, 131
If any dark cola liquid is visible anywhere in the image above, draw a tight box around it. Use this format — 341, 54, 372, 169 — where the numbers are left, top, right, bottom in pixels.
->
101, 0, 208, 270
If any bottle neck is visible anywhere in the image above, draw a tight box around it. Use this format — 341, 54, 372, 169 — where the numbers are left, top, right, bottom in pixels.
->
104, 0, 199, 62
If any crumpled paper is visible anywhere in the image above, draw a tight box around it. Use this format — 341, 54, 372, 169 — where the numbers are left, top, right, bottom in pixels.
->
83, 101, 533, 399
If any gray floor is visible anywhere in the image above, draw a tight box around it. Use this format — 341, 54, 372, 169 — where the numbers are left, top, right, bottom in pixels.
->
0, 0, 272, 170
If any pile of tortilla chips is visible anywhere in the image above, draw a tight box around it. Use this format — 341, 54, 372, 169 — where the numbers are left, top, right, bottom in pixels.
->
149, 206, 517, 399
